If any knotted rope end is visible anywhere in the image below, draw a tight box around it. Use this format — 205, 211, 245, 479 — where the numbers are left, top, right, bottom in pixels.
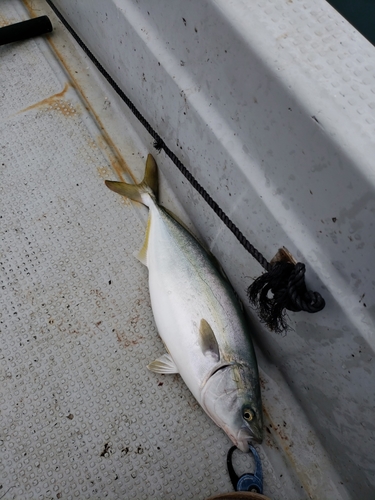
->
153, 138, 164, 152
247, 248, 325, 333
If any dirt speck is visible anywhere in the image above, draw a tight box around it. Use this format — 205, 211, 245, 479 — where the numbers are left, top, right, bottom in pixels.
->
259, 376, 266, 390
114, 329, 144, 348
100, 442, 112, 457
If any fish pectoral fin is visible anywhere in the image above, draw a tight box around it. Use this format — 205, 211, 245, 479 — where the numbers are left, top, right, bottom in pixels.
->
147, 353, 179, 374
199, 319, 220, 362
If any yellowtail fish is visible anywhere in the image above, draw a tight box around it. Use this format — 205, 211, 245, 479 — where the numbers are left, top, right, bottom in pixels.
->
105, 155, 263, 450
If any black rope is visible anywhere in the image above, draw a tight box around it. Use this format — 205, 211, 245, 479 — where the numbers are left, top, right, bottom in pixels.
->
44, 0, 270, 271
45, 0, 325, 331
247, 262, 325, 333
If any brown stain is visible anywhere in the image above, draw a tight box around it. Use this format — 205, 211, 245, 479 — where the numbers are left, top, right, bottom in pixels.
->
0, 12, 19, 28
115, 329, 144, 348
259, 374, 266, 391
114, 292, 148, 348
22, 1, 47, 22
96, 135, 130, 184
187, 400, 199, 411
130, 313, 140, 327
263, 407, 292, 451
18, 83, 76, 115
96, 165, 113, 180
23, 0, 137, 186
262, 406, 318, 499
45, 43, 137, 184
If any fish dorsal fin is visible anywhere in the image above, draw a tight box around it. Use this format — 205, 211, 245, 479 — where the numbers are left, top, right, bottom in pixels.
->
147, 353, 179, 374
134, 213, 151, 266
199, 319, 220, 361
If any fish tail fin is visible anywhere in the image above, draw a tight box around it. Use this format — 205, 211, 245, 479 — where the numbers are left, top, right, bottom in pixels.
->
143, 154, 158, 199
105, 154, 158, 206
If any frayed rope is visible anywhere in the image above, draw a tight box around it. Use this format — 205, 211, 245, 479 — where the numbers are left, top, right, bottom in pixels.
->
45, 0, 325, 333
153, 138, 164, 152
247, 260, 325, 333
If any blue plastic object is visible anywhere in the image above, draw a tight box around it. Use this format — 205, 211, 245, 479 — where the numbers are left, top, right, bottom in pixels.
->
227, 444, 264, 494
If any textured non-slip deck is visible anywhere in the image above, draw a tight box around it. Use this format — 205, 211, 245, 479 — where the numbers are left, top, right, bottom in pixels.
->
0, 2, 291, 499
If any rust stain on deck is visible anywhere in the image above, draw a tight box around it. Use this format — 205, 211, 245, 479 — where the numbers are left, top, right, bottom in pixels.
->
0, 11, 19, 28
262, 406, 318, 500
95, 135, 130, 184
23, 0, 137, 186
115, 329, 144, 348
18, 82, 75, 115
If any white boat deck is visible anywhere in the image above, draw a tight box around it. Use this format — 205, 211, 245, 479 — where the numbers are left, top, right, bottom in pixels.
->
1, 0, 374, 498
0, 1, 293, 499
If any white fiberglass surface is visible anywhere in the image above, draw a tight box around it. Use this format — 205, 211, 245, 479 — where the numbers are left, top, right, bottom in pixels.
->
0, 1, 299, 499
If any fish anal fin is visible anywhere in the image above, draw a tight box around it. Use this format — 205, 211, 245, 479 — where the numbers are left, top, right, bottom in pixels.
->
147, 353, 179, 374
135, 213, 151, 266
199, 319, 220, 361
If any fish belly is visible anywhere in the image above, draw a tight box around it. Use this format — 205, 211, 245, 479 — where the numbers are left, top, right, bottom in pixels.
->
145, 205, 225, 403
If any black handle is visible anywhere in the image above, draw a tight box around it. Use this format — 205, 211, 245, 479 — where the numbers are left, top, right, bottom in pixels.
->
0, 16, 52, 46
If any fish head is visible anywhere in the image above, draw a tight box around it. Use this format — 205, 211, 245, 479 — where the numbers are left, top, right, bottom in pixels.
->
201, 363, 263, 452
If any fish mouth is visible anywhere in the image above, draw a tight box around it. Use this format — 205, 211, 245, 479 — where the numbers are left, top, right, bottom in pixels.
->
222, 427, 253, 452
237, 430, 252, 452
249, 423, 264, 445
250, 433, 263, 445
235, 427, 263, 452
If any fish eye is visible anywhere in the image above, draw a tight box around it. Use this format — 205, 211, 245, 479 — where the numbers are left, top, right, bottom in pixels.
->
243, 409, 254, 422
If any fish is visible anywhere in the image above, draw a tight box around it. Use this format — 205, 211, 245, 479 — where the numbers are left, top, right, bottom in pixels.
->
105, 154, 263, 451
